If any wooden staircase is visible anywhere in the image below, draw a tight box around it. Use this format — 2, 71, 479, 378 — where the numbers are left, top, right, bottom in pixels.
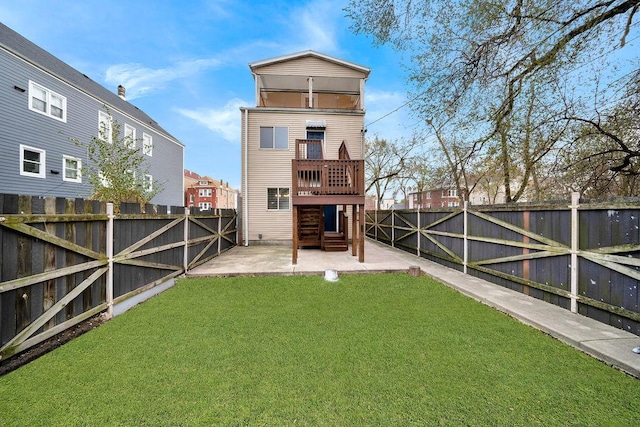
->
298, 206, 322, 248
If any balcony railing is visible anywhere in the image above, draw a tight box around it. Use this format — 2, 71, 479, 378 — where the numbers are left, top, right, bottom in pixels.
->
292, 159, 364, 196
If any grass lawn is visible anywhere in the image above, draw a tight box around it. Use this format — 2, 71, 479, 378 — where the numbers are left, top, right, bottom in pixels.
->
1, 273, 638, 426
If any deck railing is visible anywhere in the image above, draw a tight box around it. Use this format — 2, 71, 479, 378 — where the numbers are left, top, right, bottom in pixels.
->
292, 159, 364, 196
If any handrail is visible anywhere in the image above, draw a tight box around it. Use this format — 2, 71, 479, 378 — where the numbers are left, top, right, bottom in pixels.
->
292, 159, 364, 196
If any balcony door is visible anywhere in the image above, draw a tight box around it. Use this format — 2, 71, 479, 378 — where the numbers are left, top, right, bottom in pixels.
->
306, 130, 324, 159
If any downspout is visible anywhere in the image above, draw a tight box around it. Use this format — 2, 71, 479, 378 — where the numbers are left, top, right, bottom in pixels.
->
243, 107, 249, 246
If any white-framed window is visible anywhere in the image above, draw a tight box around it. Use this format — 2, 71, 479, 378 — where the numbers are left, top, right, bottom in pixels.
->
62, 155, 82, 183
98, 111, 113, 143
199, 202, 212, 210
447, 201, 460, 207
144, 174, 153, 192
142, 133, 153, 156
28, 81, 67, 122
20, 145, 46, 178
199, 180, 209, 185
124, 124, 136, 149
426, 191, 431, 199
267, 187, 290, 210
260, 126, 288, 149
199, 188, 212, 197
444, 189, 457, 198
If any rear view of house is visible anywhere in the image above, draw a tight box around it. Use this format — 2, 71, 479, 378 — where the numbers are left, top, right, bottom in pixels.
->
240, 51, 370, 263
0, 23, 184, 206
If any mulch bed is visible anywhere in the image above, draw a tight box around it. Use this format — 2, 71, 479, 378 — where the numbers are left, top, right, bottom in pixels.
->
0, 313, 107, 377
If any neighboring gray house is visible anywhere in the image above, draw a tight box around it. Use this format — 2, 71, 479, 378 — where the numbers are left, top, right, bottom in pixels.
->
0, 22, 184, 206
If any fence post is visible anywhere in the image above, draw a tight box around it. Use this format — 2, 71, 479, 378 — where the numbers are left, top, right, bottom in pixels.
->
391, 206, 395, 248
375, 210, 378, 241
463, 200, 468, 274
417, 206, 421, 256
184, 207, 190, 274
217, 209, 222, 255
570, 192, 580, 313
106, 203, 114, 318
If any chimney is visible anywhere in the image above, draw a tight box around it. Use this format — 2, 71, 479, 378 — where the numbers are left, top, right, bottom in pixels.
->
117, 85, 126, 100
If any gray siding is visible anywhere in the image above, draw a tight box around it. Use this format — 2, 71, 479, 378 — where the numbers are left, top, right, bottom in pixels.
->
0, 31, 183, 206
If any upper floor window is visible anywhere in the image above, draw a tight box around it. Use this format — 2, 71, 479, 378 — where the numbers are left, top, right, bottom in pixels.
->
144, 174, 153, 192
29, 81, 66, 122
20, 145, 46, 178
143, 133, 153, 156
124, 124, 136, 149
260, 126, 288, 149
442, 189, 457, 198
98, 111, 113, 143
63, 155, 82, 183
199, 189, 212, 197
199, 180, 209, 185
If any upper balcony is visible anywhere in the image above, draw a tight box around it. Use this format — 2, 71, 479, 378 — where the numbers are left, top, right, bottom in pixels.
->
292, 139, 365, 205
254, 74, 365, 110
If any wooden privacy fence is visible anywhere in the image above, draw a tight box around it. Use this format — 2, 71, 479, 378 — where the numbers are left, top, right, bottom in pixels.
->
366, 193, 640, 336
0, 194, 237, 360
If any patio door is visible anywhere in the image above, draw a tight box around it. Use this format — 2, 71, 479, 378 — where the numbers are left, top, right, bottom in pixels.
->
306, 130, 324, 159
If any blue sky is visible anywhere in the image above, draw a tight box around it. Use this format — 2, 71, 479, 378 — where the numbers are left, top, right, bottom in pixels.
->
1, 0, 415, 189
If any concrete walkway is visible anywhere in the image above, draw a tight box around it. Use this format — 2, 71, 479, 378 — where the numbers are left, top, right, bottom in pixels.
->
187, 239, 640, 378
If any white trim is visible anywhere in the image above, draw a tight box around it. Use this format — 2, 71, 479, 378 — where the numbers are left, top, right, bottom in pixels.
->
249, 50, 370, 76
19, 144, 46, 178
28, 80, 67, 122
144, 174, 153, 192
98, 111, 113, 144
62, 155, 82, 183
142, 133, 153, 156
124, 124, 136, 149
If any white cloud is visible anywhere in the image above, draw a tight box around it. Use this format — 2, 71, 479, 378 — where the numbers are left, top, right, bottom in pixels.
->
176, 98, 247, 143
104, 58, 222, 100
285, 0, 341, 53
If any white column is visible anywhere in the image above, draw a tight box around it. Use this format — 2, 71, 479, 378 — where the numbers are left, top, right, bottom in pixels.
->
308, 76, 313, 108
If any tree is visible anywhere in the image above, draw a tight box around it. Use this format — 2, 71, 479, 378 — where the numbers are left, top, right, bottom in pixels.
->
347, 0, 640, 198
365, 135, 418, 209
71, 111, 161, 211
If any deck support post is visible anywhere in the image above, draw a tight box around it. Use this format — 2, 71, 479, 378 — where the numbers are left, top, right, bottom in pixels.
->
292, 205, 298, 265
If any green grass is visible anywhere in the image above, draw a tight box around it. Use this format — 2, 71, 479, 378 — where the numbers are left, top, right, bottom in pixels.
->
1, 273, 638, 426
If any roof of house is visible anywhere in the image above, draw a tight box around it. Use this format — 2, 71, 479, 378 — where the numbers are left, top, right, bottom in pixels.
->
0, 22, 182, 145
249, 50, 371, 77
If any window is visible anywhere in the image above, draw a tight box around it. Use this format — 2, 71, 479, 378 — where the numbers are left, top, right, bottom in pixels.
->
448, 201, 460, 207
98, 111, 113, 143
124, 124, 136, 149
63, 156, 82, 182
98, 171, 110, 187
260, 127, 288, 149
267, 187, 290, 210
144, 174, 153, 192
143, 133, 153, 156
29, 81, 66, 122
199, 202, 212, 210
199, 180, 209, 185
199, 189, 212, 197
426, 191, 431, 199
444, 189, 457, 197
20, 145, 46, 178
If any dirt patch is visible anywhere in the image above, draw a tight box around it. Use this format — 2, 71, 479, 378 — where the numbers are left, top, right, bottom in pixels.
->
0, 313, 108, 377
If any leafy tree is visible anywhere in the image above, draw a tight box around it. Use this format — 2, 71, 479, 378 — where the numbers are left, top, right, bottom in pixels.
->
347, 0, 639, 198
365, 135, 418, 209
71, 111, 161, 211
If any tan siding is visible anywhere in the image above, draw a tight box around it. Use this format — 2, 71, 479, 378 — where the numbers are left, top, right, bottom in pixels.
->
255, 57, 366, 79
244, 109, 365, 242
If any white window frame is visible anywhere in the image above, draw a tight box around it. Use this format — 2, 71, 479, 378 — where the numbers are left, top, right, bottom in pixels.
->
142, 133, 153, 156
62, 155, 82, 183
199, 188, 212, 197
28, 81, 67, 122
20, 144, 46, 178
98, 111, 113, 144
260, 126, 288, 149
267, 187, 290, 210
199, 202, 212, 210
144, 174, 153, 192
124, 124, 136, 149
199, 180, 209, 185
